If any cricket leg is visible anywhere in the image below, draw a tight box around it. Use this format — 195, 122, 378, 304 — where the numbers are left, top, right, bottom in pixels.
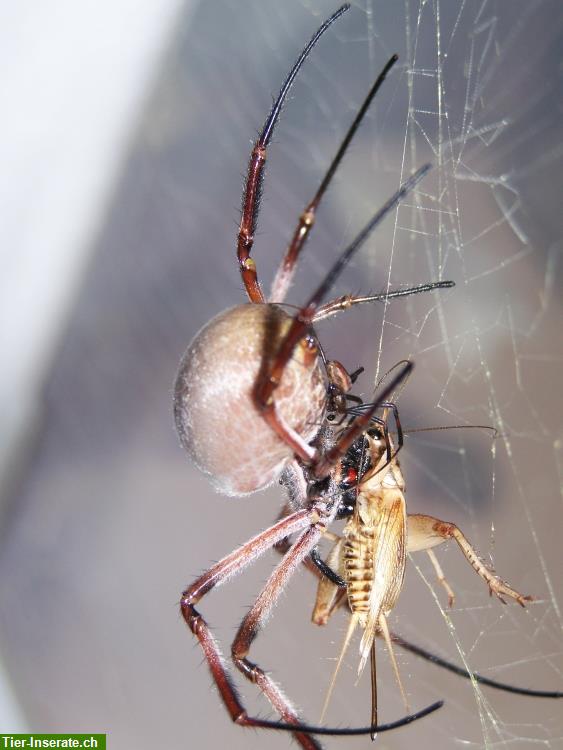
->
407, 514, 532, 606
311, 536, 347, 626
427, 548, 456, 608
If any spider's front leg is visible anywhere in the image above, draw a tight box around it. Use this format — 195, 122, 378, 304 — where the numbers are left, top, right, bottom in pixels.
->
253, 168, 435, 480
407, 514, 533, 607
237, 6, 350, 304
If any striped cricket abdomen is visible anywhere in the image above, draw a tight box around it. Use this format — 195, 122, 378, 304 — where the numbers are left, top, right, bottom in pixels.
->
343, 490, 407, 627
344, 525, 376, 616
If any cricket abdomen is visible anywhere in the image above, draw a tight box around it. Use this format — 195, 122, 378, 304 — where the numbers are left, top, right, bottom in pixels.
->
343, 491, 407, 623
344, 526, 377, 615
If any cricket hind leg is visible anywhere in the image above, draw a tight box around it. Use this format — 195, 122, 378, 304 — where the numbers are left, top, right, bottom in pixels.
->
427, 548, 456, 607
407, 513, 532, 606
279, 516, 558, 699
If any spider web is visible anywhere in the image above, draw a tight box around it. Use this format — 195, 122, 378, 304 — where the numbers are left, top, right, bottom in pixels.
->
192, 2, 561, 748
279, 2, 562, 748
0, 2, 560, 750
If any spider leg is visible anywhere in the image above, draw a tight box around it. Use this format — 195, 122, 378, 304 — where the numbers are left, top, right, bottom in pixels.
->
274, 528, 349, 626
183, 502, 437, 747
379, 399, 403, 458
270, 54, 398, 303
306, 543, 561, 698
312, 361, 412, 479
238, 5, 349, 303
272, 505, 348, 626
230, 516, 442, 744
407, 513, 533, 606
311, 537, 348, 626
254, 166, 429, 467
312, 281, 455, 322
180, 508, 318, 745
310, 547, 346, 587
306, 537, 560, 698
391, 633, 563, 699
231, 522, 326, 750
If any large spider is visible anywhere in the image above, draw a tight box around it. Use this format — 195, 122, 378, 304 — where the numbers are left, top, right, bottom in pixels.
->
173, 6, 561, 748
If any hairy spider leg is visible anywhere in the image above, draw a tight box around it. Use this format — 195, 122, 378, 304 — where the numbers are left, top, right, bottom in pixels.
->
237, 5, 350, 303
269, 53, 399, 303
253, 168, 429, 470
181, 501, 442, 749
181, 509, 324, 750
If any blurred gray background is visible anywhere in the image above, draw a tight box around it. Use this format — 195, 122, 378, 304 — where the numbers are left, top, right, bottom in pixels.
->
0, 1, 561, 749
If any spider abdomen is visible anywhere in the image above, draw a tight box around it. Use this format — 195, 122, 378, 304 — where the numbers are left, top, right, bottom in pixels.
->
174, 303, 327, 496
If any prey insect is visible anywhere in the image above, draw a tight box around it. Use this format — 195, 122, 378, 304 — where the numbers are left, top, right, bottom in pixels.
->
173, 5, 561, 748
310, 414, 532, 737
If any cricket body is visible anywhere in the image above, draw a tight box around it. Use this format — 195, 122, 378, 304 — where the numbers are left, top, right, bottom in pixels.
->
314, 423, 534, 734
344, 433, 406, 678
316, 429, 410, 734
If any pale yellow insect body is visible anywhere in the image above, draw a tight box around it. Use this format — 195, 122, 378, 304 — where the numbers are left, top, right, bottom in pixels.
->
315, 428, 532, 728
342, 434, 406, 673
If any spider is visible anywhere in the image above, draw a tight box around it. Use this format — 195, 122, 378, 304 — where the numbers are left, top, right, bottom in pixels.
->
173, 5, 561, 748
